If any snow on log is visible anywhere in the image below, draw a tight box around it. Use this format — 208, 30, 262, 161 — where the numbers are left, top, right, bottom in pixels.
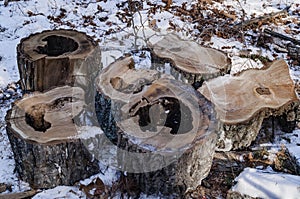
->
151, 34, 231, 84
95, 56, 217, 196
5, 86, 99, 189
199, 59, 299, 150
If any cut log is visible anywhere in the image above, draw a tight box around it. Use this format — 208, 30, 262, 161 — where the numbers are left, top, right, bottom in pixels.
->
150, 34, 231, 84
17, 29, 101, 93
95, 56, 217, 196
6, 86, 99, 189
198, 59, 299, 150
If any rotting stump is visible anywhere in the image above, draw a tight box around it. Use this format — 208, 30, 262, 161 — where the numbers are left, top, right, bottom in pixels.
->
6, 86, 99, 189
95, 56, 218, 197
17, 29, 101, 93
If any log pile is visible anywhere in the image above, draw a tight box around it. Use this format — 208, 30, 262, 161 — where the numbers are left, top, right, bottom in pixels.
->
5, 30, 300, 197
6, 29, 102, 189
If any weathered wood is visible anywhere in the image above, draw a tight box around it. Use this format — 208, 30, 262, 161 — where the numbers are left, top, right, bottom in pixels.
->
95, 56, 165, 141
199, 59, 299, 150
6, 86, 99, 189
95, 56, 217, 197
150, 34, 231, 84
17, 29, 101, 92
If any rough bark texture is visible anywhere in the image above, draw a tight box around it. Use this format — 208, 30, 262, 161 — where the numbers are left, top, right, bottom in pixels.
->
95, 56, 217, 197
287, 43, 300, 62
6, 86, 99, 189
17, 29, 101, 93
150, 34, 231, 84
198, 59, 299, 151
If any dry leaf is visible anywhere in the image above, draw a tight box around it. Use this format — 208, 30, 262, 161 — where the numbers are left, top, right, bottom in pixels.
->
162, 0, 172, 9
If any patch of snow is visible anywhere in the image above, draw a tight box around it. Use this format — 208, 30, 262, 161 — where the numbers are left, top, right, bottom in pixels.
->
210, 36, 244, 54
230, 56, 264, 75
216, 130, 233, 151
32, 186, 85, 199
54, 163, 62, 175
279, 129, 300, 165
0, 1, 53, 88
0, 101, 30, 193
80, 166, 118, 187
73, 126, 104, 140
232, 167, 300, 199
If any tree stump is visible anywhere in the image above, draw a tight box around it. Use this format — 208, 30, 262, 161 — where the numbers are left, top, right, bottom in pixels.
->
5, 86, 100, 189
150, 34, 231, 84
95, 56, 217, 196
198, 59, 299, 151
17, 29, 101, 93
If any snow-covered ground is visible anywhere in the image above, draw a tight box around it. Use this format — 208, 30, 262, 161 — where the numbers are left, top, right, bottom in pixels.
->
232, 167, 300, 199
0, 0, 299, 198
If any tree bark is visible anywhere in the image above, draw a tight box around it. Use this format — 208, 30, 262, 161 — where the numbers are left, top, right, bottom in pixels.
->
95, 56, 217, 197
6, 86, 99, 189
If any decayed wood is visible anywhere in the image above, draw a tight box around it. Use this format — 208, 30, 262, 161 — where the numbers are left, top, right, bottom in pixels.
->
95, 56, 217, 196
199, 59, 299, 150
6, 86, 99, 189
96, 56, 163, 103
17, 29, 101, 92
150, 34, 231, 83
95, 56, 165, 141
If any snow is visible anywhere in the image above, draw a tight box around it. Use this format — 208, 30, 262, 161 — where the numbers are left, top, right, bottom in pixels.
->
72, 126, 104, 140
232, 167, 300, 199
80, 166, 118, 187
279, 129, 300, 165
230, 56, 264, 75
0, 98, 30, 193
33, 186, 86, 199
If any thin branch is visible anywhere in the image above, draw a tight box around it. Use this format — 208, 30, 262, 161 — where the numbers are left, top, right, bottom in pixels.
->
264, 28, 300, 45
235, 5, 290, 28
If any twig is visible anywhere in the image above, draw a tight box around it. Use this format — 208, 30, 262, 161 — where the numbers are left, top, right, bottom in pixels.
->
264, 28, 300, 45
4, 0, 8, 6
236, 5, 290, 28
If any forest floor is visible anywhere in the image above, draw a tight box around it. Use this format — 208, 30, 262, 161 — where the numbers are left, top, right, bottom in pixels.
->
0, 0, 300, 198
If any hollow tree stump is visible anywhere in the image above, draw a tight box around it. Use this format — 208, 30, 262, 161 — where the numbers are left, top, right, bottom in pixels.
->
5, 86, 100, 189
198, 59, 299, 151
150, 34, 231, 84
17, 29, 101, 93
95, 56, 217, 196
